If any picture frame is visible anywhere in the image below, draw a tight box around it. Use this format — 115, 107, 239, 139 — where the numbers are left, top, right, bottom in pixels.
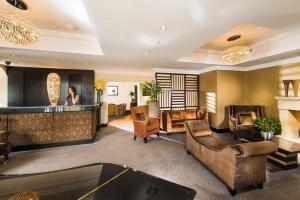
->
107, 86, 118, 96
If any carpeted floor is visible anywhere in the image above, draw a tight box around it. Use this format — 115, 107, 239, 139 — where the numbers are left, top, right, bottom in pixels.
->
0, 125, 300, 200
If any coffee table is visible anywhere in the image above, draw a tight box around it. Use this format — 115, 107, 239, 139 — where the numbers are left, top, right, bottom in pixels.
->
0, 163, 196, 200
240, 136, 300, 170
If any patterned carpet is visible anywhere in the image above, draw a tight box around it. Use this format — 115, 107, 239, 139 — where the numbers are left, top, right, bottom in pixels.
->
0, 121, 300, 200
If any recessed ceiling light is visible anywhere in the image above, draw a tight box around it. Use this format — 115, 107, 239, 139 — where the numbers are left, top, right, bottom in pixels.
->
152, 39, 161, 45
160, 25, 166, 31
144, 52, 149, 56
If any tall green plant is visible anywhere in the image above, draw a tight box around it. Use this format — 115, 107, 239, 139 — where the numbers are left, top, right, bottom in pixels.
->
140, 81, 161, 101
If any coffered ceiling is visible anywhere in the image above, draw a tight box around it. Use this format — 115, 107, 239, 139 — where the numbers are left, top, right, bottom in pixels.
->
0, 0, 300, 74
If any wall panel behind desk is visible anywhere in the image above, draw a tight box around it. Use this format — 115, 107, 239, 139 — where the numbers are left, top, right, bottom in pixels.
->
7, 67, 94, 106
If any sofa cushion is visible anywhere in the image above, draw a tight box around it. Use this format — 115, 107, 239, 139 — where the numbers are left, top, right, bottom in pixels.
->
195, 135, 230, 151
193, 129, 212, 137
170, 112, 182, 121
172, 120, 186, 126
184, 110, 197, 120
238, 113, 254, 125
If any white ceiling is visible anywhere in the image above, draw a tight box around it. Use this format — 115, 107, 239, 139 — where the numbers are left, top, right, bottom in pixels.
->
1, 0, 300, 73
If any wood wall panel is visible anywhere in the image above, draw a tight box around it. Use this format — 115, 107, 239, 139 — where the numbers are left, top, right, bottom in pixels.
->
7, 67, 94, 106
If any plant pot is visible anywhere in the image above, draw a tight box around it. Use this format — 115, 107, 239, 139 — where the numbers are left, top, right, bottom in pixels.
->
260, 131, 274, 140
147, 100, 159, 118
291, 80, 300, 97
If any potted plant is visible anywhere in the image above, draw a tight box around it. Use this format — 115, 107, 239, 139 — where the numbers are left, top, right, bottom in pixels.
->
255, 118, 280, 140
140, 81, 161, 118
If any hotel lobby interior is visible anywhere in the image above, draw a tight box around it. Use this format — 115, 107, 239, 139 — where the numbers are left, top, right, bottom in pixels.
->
0, 0, 300, 199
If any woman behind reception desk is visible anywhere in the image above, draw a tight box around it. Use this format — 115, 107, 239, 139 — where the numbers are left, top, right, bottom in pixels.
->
65, 86, 80, 106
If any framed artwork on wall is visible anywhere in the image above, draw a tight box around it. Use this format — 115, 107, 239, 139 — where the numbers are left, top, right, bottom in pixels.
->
107, 86, 118, 96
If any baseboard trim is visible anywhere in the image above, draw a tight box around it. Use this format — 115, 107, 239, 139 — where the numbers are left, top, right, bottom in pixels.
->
210, 127, 230, 133
12, 139, 95, 152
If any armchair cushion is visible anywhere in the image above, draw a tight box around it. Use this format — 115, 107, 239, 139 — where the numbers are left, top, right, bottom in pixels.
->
238, 113, 254, 126
135, 113, 148, 121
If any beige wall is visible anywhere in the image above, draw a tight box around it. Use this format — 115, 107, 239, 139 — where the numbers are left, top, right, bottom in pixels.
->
200, 62, 300, 129
245, 66, 280, 120
217, 71, 245, 129
245, 63, 300, 121
199, 71, 218, 128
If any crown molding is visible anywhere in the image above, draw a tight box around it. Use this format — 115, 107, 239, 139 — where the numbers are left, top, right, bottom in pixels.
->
153, 67, 202, 75
156, 54, 300, 75
244, 55, 300, 71
0, 29, 103, 56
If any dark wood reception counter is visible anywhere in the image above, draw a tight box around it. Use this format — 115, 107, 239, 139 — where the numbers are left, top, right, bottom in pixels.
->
0, 105, 100, 150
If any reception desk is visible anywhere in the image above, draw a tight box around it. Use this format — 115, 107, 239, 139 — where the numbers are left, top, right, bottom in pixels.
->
0, 105, 100, 150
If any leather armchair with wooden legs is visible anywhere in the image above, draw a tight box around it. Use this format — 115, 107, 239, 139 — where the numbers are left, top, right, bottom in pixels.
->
0, 117, 11, 163
131, 106, 160, 143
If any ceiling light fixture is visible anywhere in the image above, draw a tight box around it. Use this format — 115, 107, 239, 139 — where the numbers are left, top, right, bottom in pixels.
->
160, 25, 166, 31
0, 0, 40, 46
221, 35, 252, 65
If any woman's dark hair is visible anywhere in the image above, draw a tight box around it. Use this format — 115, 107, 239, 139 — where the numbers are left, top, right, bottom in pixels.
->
68, 86, 77, 97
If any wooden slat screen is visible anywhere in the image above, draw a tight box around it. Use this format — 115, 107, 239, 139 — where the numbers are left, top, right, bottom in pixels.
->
156, 73, 199, 110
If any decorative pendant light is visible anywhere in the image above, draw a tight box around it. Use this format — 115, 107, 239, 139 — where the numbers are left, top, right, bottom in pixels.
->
0, 0, 40, 46
221, 34, 252, 65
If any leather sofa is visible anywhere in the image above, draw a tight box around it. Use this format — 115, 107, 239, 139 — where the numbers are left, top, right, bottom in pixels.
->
185, 120, 277, 196
108, 103, 116, 116
131, 105, 160, 143
161, 109, 208, 133
115, 103, 127, 116
229, 105, 263, 140
108, 103, 127, 116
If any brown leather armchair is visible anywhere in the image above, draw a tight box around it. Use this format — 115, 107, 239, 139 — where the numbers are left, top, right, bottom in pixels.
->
0, 117, 11, 163
131, 106, 160, 143
228, 105, 263, 141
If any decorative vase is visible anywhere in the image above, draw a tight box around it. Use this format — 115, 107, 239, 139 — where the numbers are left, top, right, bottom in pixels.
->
291, 80, 300, 97
47, 73, 61, 106
260, 131, 274, 140
147, 100, 159, 118
283, 80, 292, 97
